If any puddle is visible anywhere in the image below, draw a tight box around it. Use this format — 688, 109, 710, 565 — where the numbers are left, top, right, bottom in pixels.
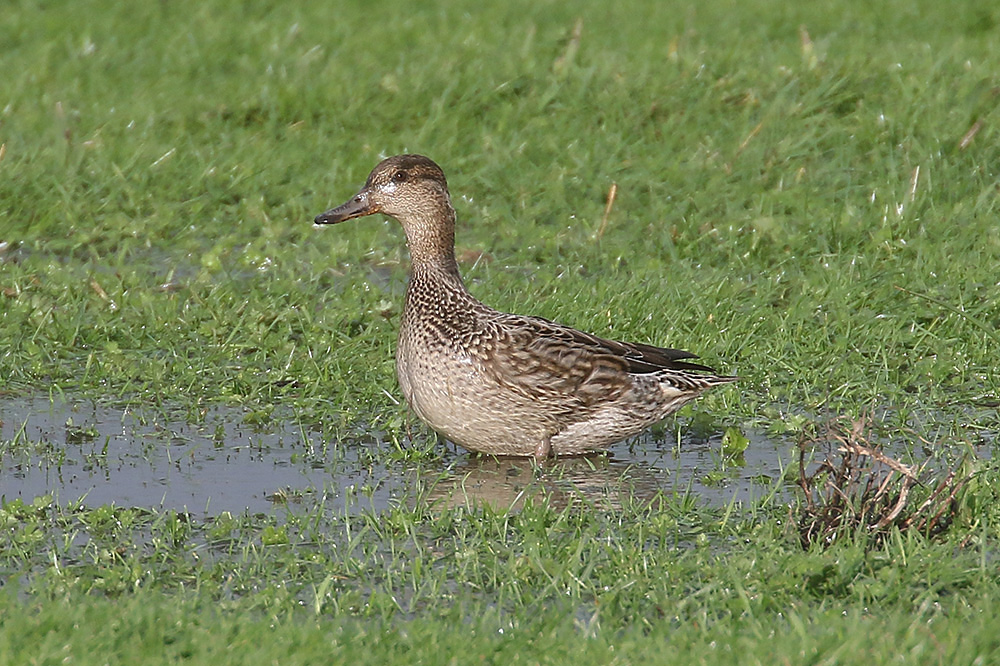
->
429, 432, 789, 512
0, 395, 396, 516
2, 395, 795, 516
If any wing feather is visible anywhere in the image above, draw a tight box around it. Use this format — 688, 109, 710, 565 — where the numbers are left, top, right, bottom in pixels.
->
479, 314, 721, 407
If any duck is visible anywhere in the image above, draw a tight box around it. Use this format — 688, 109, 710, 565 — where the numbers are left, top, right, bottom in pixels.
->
314, 155, 736, 459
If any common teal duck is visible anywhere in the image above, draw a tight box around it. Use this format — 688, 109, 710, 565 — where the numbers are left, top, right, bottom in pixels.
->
315, 155, 736, 459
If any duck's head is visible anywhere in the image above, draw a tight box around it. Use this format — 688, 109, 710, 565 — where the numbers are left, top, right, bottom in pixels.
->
314, 154, 451, 226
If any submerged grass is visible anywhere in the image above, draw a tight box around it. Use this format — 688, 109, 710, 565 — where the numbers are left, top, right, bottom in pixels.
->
1, 0, 1000, 662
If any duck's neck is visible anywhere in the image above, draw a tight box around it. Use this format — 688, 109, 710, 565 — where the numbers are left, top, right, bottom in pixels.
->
402, 205, 464, 287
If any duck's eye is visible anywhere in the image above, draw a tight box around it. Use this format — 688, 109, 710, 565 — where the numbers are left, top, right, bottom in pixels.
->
392, 170, 408, 183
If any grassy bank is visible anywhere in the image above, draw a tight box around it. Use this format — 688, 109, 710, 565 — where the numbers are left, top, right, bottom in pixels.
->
1, 0, 999, 662
2, 488, 999, 664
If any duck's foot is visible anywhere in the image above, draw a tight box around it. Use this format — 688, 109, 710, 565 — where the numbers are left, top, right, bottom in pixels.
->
533, 438, 552, 461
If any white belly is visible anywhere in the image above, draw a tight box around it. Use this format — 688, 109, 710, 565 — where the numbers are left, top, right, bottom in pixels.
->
395, 337, 548, 455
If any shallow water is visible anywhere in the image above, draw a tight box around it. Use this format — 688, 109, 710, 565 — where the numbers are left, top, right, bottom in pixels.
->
428, 432, 788, 512
1, 394, 793, 516
0, 395, 344, 515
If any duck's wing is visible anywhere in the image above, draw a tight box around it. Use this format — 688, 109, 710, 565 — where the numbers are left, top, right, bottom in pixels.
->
479, 313, 720, 407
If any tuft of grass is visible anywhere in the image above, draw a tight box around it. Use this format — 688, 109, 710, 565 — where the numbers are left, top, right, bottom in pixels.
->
797, 416, 977, 549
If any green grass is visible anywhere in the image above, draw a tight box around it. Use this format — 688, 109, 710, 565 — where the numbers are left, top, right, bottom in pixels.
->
6, 594, 1000, 665
3, 486, 1000, 664
2, 0, 1000, 662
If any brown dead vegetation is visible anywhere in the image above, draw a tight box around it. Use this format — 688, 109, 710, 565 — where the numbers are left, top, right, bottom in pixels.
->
797, 415, 973, 549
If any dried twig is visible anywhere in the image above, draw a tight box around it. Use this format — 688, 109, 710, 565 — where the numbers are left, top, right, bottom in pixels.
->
595, 182, 617, 239
958, 119, 983, 151
797, 415, 972, 549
